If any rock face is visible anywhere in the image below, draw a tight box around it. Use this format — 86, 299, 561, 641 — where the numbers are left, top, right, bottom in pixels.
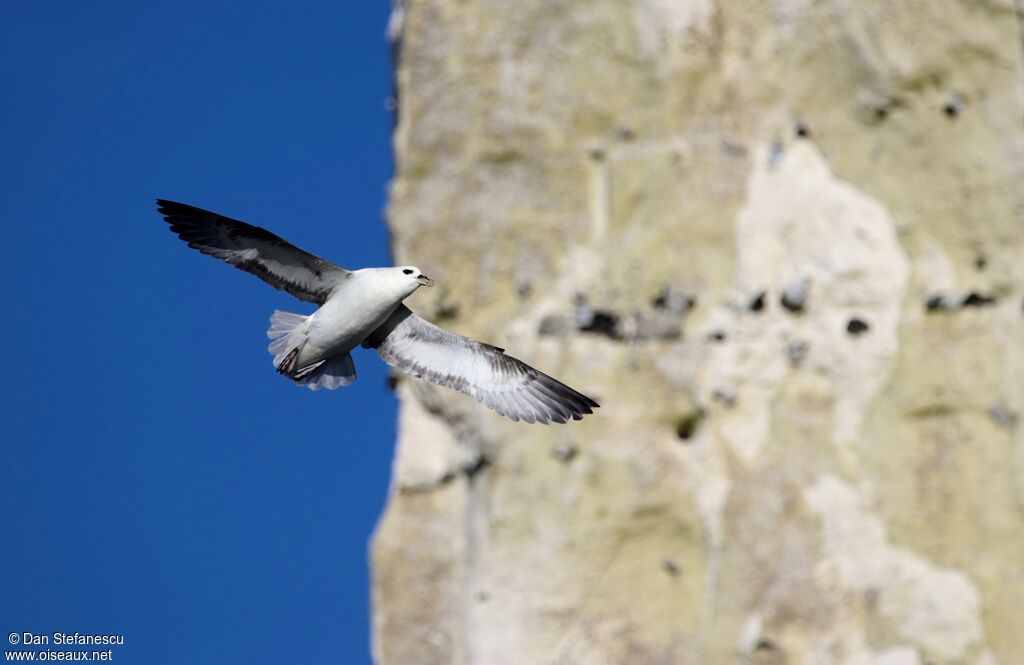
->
372, 1, 1024, 664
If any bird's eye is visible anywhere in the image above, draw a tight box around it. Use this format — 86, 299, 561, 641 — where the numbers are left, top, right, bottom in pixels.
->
403, 269, 413, 275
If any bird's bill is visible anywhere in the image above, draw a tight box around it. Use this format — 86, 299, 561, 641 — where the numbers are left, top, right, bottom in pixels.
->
417, 275, 434, 287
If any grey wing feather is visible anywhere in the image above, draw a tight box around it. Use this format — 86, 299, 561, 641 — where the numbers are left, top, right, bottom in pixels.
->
156, 199, 349, 304
364, 306, 599, 424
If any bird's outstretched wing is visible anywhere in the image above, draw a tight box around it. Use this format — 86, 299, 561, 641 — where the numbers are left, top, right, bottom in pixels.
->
156, 199, 350, 305
364, 306, 599, 424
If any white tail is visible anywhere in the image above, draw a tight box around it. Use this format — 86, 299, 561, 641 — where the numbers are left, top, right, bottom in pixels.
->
295, 353, 357, 390
267, 310, 357, 390
267, 310, 308, 367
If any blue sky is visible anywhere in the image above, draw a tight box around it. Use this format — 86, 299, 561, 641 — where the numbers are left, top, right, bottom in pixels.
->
1, 3, 397, 663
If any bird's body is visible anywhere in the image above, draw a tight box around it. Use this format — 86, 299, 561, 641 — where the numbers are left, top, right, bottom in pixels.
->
278, 268, 420, 370
157, 199, 598, 423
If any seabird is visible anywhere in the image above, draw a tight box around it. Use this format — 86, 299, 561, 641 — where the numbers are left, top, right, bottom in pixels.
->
156, 199, 598, 424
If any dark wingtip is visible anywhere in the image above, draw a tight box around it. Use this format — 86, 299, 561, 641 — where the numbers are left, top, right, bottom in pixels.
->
155, 199, 219, 222
155, 198, 191, 223
529, 373, 600, 423
155, 198, 179, 212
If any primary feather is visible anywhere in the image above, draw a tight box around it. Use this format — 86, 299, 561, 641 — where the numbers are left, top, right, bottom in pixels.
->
157, 199, 350, 304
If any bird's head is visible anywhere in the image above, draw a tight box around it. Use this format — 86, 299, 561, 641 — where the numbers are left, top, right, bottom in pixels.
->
398, 266, 433, 288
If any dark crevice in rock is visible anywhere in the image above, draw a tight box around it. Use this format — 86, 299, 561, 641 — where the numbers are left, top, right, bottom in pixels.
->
579, 310, 620, 337
558, 290, 701, 341
781, 279, 809, 313
856, 89, 905, 125
396, 453, 491, 495
463, 455, 491, 480
924, 291, 997, 312
925, 294, 955, 312
652, 286, 696, 314
575, 294, 622, 339
943, 96, 964, 118
675, 408, 706, 442
962, 291, 997, 307
846, 318, 870, 335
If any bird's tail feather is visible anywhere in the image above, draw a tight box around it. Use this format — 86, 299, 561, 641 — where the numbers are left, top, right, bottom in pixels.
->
294, 353, 357, 391
267, 310, 308, 367
267, 309, 356, 390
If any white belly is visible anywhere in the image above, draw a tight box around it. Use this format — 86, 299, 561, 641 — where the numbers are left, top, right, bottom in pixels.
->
292, 274, 410, 367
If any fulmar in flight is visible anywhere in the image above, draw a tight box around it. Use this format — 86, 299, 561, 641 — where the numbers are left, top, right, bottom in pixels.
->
156, 200, 598, 424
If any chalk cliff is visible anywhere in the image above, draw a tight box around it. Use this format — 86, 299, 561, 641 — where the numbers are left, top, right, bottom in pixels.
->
373, 2, 1024, 663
